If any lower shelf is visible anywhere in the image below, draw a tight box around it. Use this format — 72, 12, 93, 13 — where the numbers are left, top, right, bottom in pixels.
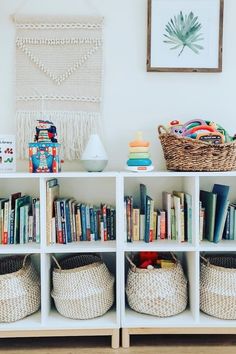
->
121, 326, 236, 348
0, 309, 119, 348
0, 311, 41, 330
45, 308, 118, 329
122, 308, 236, 348
122, 307, 195, 328
0, 308, 118, 331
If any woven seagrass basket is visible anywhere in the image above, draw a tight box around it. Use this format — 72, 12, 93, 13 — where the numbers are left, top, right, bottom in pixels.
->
0, 254, 41, 323
51, 254, 115, 320
126, 254, 188, 317
200, 255, 236, 320
158, 125, 236, 171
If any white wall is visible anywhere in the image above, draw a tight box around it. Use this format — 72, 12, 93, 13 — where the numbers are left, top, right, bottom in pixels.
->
0, 0, 235, 171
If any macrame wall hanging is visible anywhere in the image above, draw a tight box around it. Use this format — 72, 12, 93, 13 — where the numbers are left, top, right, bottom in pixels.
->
15, 15, 103, 160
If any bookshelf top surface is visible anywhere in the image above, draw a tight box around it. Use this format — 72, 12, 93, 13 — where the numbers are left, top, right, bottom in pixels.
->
1, 170, 236, 178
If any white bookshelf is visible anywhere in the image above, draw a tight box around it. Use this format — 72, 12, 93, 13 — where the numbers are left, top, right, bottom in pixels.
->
120, 171, 236, 348
0, 172, 120, 349
1, 171, 236, 348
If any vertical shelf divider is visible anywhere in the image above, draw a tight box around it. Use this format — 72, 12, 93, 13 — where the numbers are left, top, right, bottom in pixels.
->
40, 252, 51, 325
39, 176, 51, 325
118, 173, 125, 327
39, 177, 47, 251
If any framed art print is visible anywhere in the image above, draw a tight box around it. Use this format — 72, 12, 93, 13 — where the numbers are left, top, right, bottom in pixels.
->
147, 0, 224, 72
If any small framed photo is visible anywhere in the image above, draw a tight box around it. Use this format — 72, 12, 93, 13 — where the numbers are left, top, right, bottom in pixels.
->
147, 0, 224, 72
0, 135, 16, 172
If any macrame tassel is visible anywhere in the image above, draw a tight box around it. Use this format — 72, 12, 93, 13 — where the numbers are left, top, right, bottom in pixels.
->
16, 111, 101, 160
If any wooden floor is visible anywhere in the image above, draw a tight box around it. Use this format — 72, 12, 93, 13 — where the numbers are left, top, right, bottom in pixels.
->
0, 335, 236, 354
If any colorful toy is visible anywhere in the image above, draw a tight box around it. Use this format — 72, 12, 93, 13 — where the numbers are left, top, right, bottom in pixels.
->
137, 252, 176, 269
168, 119, 235, 144
34, 120, 58, 143
29, 120, 61, 173
139, 251, 158, 269
126, 131, 154, 172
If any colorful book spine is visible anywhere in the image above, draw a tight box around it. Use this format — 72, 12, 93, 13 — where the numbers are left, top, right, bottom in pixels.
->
80, 204, 87, 241
132, 208, 140, 241
110, 208, 116, 240
89, 206, 95, 241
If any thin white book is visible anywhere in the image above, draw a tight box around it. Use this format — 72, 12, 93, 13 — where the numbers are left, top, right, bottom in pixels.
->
46, 183, 60, 245
162, 191, 172, 240
51, 217, 56, 244
139, 214, 145, 241
173, 195, 181, 243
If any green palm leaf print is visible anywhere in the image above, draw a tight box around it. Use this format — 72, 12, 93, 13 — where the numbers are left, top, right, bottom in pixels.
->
163, 11, 204, 56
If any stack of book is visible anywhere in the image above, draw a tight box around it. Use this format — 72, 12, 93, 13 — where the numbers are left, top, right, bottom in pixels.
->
46, 179, 116, 245
0, 193, 40, 244
125, 184, 192, 243
200, 183, 231, 243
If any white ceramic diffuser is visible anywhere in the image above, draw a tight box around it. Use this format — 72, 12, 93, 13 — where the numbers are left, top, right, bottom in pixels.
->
81, 134, 108, 172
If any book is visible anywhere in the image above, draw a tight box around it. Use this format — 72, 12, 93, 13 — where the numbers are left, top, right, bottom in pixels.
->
46, 179, 59, 245
162, 191, 172, 240
156, 208, 166, 240
106, 205, 111, 240
54, 199, 63, 243
80, 203, 87, 241
19, 204, 29, 244
75, 204, 82, 241
59, 199, 67, 244
199, 206, 205, 241
89, 206, 95, 241
2, 199, 9, 244
184, 193, 192, 243
212, 184, 230, 243
8, 192, 21, 244
139, 214, 145, 241
229, 203, 235, 240
65, 199, 72, 243
149, 199, 155, 242
223, 206, 230, 240
14, 195, 31, 244
101, 204, 107, 241
173, 191, 185, 242
110, 208, 116, 240
125, 197, 133, 242
200, 190, 217, 242
144, 195, 152, 243
34, 199, 40, 243
173, 195, 181, 242
153, 211, 157, 240
140, 184, 147, 215
132, 208, 140, 241
71, 200, 76, 242
51, 217, 56, 244
171, 207, 176, 240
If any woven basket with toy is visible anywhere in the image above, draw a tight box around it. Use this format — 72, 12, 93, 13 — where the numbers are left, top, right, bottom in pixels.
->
158, 119, 236, 172
126, 252, 188, 317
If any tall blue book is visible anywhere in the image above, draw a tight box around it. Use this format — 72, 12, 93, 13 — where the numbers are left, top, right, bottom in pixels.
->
144, 195, 152, 243
212, 184, 230, 243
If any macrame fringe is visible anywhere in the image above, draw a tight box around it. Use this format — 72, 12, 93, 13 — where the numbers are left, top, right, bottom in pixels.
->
16, 111, 101, 160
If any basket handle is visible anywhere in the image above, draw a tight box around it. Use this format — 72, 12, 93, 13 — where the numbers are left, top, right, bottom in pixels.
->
23, 254, 31, 267
170, 252, 177, 262
126, 255, 137, 271
200, 255, 209, 264
51, 255, 62, 270
158, 125, 168, 135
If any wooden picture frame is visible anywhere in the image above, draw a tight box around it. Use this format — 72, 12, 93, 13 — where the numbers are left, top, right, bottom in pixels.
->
147, 0, 224, 72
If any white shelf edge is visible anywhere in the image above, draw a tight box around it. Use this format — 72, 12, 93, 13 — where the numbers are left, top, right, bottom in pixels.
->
0, 244, 41, 254
44, 241, 117, 253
